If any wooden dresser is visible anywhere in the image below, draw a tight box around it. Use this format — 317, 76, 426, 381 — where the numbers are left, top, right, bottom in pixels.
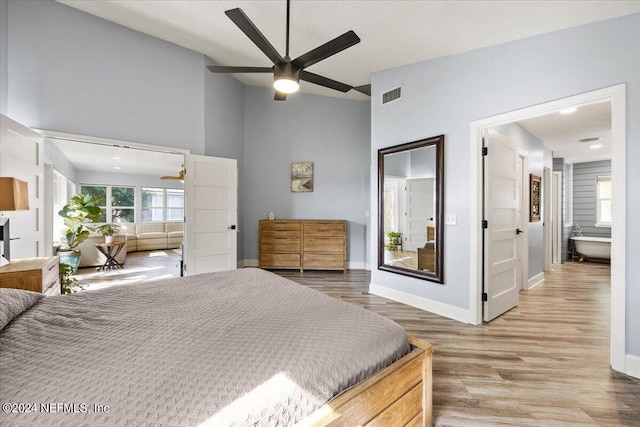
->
0, 257, 60, 296
259, 220, 347, 272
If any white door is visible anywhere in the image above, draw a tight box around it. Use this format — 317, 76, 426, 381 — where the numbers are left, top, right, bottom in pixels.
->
183, 154, 237, 275
405, 178, 434, 251
483, 130, 520, 321
0, 115, 45, 258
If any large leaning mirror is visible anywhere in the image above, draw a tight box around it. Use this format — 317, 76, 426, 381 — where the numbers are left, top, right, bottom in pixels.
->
378, 135, 444, 283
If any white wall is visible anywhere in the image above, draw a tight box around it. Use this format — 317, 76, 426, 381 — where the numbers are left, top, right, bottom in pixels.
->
370, 13, 640, 357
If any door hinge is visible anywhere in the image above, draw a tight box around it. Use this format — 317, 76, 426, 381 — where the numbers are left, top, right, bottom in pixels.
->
482, 147, 488, 156
482, 292, 488, 302
482, 220, 488, 229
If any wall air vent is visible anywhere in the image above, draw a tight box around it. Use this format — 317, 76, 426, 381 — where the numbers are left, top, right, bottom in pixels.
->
381, 86, 402, 105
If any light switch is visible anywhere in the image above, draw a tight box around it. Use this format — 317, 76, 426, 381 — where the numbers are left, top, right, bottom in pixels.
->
445, 214, 457, 225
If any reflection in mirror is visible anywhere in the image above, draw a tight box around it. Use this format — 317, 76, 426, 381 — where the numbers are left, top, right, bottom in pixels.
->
378, 135, 444, 283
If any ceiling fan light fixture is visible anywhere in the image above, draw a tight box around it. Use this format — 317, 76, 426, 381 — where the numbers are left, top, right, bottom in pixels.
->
274, 62, 300, 94
274, 76, 299, 94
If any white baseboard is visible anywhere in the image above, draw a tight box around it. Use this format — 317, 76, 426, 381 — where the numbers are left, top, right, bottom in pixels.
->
347, 261, 368, 270
625, 354, 640, 379
238, 259, 258, 268
239, 259, 370, 270
527, 272, 545, 290
369, 283, 472, 324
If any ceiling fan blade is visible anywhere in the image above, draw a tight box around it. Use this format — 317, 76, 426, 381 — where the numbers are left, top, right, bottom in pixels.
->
293, 30, 361, 69
225, 8, 284, 65
300, 71, 352, 93
353, 84, 371, 96
274, 91, 287, 101
207, 66, 273, 73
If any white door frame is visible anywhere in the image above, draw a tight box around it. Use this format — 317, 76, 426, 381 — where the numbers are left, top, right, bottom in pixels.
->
469, 84, 626, 373
518, 151, 529, 291
543, 166, 552, 271
552, 171, 562, 265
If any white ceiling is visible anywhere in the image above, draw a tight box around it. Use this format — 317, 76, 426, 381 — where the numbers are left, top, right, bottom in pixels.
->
52, 1, 626, 165
517, 101, 611, 164
50, 138, 184, 177
57, 0, 640, 101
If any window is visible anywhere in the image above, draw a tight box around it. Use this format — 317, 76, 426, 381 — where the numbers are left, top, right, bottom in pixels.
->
596, 176, 611, 227
80, 185, 135, 223
142, 188, 184, 222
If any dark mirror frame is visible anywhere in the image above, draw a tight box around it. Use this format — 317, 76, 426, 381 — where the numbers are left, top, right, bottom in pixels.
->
378, 135, 444, 283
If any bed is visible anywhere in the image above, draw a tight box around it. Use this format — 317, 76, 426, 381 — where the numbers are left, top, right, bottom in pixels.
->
0, 268, 433, 426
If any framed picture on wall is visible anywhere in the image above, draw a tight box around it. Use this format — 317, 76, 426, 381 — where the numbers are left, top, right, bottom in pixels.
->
291, 162, 313, 192
530, 174, 541, 222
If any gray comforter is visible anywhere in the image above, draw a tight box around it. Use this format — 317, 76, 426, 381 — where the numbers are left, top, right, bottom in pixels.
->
0, 268, 409, 426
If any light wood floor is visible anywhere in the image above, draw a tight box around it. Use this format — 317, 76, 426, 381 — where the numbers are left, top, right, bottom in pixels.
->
74, 250, 181, 291
276, 262, 640, 426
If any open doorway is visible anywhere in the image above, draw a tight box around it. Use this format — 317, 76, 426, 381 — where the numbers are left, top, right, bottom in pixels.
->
42, 132, 187, 290
470, 84, 626, 373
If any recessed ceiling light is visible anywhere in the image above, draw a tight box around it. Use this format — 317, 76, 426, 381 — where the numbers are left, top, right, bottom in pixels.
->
579, 137, 601, 143
113, 166, 122, 170
590, 144, 603, 149
560, 107, 577, 114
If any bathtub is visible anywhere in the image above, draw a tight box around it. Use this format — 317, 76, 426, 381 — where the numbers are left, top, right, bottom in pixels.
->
571, 236, 611, 260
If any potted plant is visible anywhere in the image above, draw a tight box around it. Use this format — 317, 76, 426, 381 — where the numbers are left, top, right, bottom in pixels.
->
386, 231, 402, 251
59, 262, 79, 294
57, 194, 103, 273
96, 223, 122, 243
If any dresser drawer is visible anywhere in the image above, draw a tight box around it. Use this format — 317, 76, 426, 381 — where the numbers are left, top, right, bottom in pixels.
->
260, 221, 302, 232
42, 260, 60, 295
260, 253, 301, 268
303, 237, 345, 253
303, 253, 345, 270
303, 221, 346, 236
260, 238, 301, 253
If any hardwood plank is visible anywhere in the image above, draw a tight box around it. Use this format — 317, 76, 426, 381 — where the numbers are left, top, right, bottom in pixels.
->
276, 261, 640, 426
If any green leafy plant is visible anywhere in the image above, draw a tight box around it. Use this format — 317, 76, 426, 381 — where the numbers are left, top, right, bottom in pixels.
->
58, 194, 104, 250
96, 223, 121, 237
386, 231, 402, 251
59, 262, 81, 294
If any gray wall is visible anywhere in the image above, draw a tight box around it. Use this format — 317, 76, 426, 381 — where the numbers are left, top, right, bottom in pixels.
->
6, 0, 205, 154
0, 0, 7, 115
573, 160, 612, 238
243, 86, 371, 266
493, 123, 552, 281
370, 13, 640, 355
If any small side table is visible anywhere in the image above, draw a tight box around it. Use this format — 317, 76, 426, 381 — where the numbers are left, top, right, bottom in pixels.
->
95, 241, 126, 271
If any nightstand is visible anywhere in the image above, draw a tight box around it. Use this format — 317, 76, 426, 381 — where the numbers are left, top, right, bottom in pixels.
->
0, 257, 60, 296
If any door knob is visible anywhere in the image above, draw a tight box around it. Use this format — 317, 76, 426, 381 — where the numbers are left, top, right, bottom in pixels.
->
228, 225, 236, 230
516, 228, 524, 235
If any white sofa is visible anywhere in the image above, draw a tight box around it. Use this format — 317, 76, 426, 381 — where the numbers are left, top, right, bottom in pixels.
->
73, 222, 183, 268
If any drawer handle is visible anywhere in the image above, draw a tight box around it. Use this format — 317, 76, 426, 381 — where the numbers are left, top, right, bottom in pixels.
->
45, 280, 57, 291
49, 264, 57, 271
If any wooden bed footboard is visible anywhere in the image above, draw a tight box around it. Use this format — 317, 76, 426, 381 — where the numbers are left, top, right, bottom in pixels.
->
296, 335, 433, 427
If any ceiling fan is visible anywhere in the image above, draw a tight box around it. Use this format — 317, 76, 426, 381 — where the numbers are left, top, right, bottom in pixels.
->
161, 166, 185, 182
207, 0, 370, 100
